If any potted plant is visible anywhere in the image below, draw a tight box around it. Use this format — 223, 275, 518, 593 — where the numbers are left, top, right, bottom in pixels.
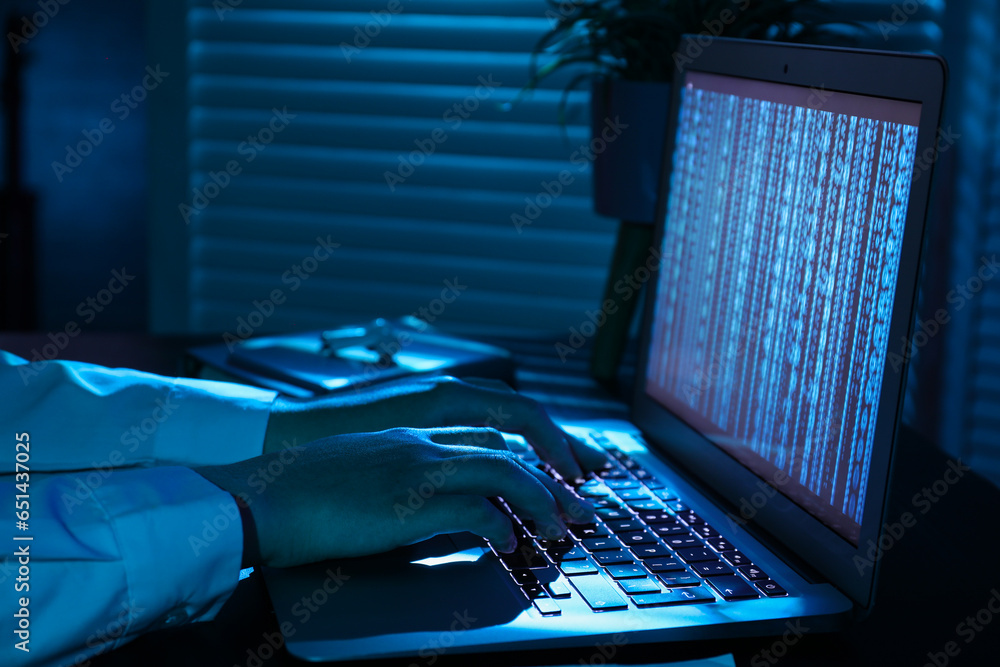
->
526, 0, 843, 382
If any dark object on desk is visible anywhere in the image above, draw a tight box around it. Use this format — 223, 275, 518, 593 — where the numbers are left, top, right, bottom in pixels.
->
0, 13, 38, 331
185, 317, 514, 397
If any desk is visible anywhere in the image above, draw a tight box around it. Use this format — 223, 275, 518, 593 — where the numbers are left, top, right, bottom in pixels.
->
3, 333, 998, 666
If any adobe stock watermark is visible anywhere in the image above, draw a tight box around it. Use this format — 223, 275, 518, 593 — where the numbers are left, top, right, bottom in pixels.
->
749, 619, 810, 667
878, 0, 934, 41
16, 268, 136, 386
384, 75, 503, 192
64, 600, 145, 667
681, 340, 747, 405
725, 468, 792, 530
222, 235, 340, 351
347, 278, 468, 392
58, 397, 180, 514
179, 107, 298, 224
853, 459, 971, 575
190, 440, 302, 557
51, 66, 170, 182
6, 0, 71, 54
406, 610, 478, 667
888, 254, 997, 372
554, 245, 666, 362
512, 115, 628, 234
912, 126, 960, 183
239, 567, 351, 667
340, 0, 410, 62
672, 0, 753, 72
213, 0, 243, 21
395, 407, 506, 523
923, 588, 1000, 667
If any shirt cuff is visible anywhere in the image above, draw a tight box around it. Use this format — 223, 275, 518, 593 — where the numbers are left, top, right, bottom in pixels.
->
153, 377, 278, 467
91, 466, 245, 628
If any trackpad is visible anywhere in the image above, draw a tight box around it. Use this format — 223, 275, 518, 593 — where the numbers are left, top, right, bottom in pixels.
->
264, 534, 526, 642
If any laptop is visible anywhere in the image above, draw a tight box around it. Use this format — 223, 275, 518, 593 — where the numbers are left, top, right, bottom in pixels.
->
261, 36, 946, 662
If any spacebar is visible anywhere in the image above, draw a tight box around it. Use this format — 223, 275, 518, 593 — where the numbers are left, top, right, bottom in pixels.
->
569, 575, 629, 611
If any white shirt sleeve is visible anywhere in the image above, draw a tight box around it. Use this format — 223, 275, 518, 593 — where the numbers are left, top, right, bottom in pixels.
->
0, 350, 281, 665
0, 350, 278, 472
2, 466, 244, 667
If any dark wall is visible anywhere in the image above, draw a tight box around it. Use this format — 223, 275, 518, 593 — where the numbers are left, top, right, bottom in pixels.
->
2, 0, 147, 331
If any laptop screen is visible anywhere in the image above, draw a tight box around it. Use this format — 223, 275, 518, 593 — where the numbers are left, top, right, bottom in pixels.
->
644, 71, 922, 545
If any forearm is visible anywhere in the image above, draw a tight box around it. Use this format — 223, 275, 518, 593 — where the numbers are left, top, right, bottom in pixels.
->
262, 380, 448, 454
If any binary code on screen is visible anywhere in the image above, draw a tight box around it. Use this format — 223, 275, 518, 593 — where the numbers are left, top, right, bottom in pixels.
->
646, 78, 920, 540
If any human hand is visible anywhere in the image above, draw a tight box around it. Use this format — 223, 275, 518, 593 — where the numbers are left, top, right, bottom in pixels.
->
199, 427, 594, 568
263, 376, 608, 480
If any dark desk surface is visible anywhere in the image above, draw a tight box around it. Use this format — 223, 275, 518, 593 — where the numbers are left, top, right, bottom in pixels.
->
3, 332, 999, 667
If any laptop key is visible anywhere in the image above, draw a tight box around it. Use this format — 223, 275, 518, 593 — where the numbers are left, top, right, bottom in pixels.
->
532, 598, 562, 616
705, 537, 736, 552
546, 546, 587, 562
582, 537, 623, 552
501, 547, 549, 570
605, 479, 641, 490
707, 575, 759, 600
755, 580, 788, 597
659, 572, 702, 587
663, 535, 701, 550
593, 551, 634, 566
625, 500, 665, 511
653, 489, 679, 501
692, 562, 733, 577
638, 511, 675, 524
617, 578, 662, 595
607, 519, 644, 533
616, 489, 652, 502
570, 574, 629, 611
512, 570, 537, 586
644, 557, 687, 573
721, 551, 751, 567
546, 578, 573, 599
596, 507, 631, 520
632, 587, 715, 607
522, 583, 548, 599
689, 525, 721, 540
606, 564, 648, 579
592, 499, 623, 510
651, 524, 689, 537
739, 565, 769, 581
631, 544, 673, 559
559, 559, 599, 576
620, 530, 657, 546
676, 510, 705, 526
570, 523, 609, 539
676, 548, 717, 563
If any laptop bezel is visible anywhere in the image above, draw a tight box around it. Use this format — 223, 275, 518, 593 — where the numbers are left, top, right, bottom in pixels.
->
631, 36, 946, 609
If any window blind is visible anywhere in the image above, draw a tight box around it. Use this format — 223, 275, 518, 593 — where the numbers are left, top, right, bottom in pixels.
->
174, 0, 614, 338
940, 0, 1000, 486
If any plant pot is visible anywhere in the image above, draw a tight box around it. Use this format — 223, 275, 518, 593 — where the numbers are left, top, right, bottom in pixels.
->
588, 77, 671, 384
591, 77, 672, 224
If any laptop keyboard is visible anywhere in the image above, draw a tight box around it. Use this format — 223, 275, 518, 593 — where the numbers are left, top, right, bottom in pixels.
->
491, 429, 788, 616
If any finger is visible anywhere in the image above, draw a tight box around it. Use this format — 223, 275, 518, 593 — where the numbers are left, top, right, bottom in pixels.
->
435, 429, 594, 525
440, 389, 586, 480
567, 433, 611, 471
489, 399, 586, 480
397, 495, 518, 553
426, 427, 508, 450
432, 451, 569, 538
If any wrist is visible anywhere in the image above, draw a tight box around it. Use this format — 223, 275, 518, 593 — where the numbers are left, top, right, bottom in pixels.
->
234, 493, 262, 569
